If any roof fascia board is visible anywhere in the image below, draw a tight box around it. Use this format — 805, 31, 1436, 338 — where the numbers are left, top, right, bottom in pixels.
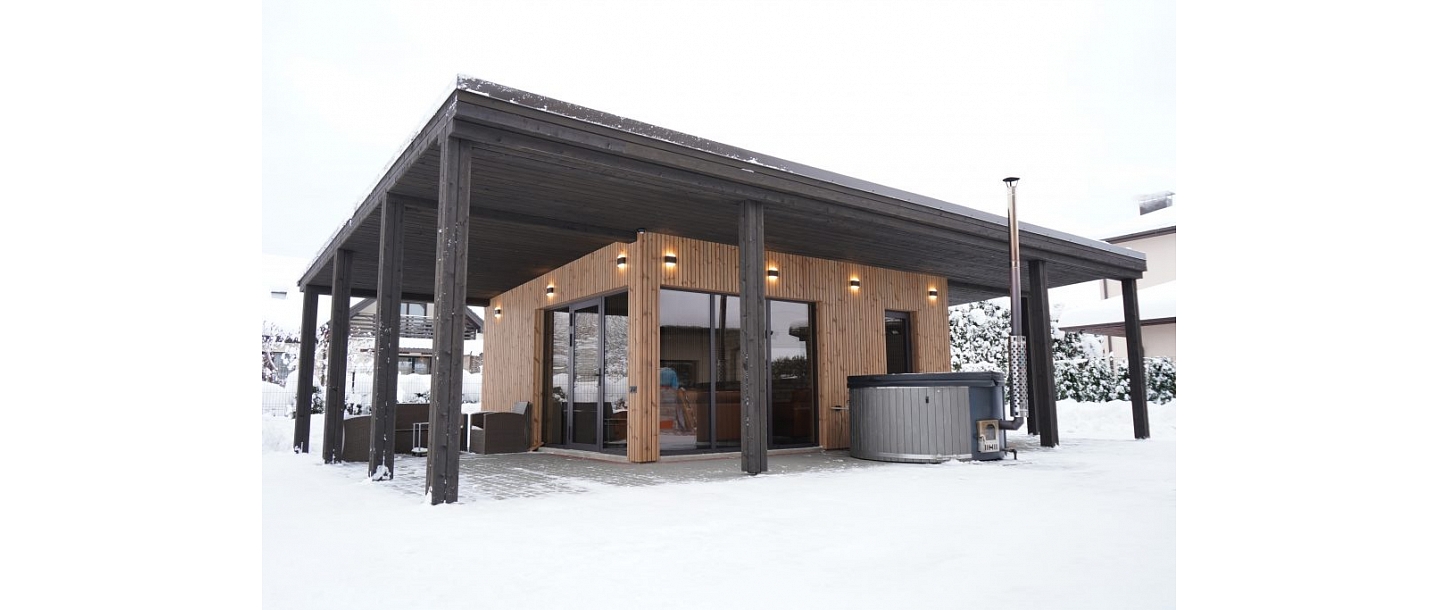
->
1106, 226, 1177, 244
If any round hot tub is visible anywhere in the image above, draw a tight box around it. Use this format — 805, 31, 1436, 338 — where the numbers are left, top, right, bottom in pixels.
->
847, 372, 1007, 463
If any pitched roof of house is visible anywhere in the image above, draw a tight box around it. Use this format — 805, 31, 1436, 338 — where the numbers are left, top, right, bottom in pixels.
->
1096, 205, 1177, 243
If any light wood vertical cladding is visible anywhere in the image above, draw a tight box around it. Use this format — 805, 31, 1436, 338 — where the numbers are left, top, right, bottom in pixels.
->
656, 234, 949, 449
481, 242, 630, 450
483, 232, 948, 458
626, 233, 661, 462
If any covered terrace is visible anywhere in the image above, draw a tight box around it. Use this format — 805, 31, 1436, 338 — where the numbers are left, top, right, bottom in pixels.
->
292, 76, 1150, 504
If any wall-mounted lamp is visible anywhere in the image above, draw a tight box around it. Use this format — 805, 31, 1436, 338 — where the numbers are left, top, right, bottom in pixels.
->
928, 288, 939, 299
664, 254, 677, 267
546, 286, 555, 297
767, 268, 779, 280
850, 279, 861, 290
494, 307, 502, 318
616, 254, 627, 268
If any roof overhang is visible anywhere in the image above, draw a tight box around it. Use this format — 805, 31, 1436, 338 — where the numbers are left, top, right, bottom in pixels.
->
298, 77, 1146, 307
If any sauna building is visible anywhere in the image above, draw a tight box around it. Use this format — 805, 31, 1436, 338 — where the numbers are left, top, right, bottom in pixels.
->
290, 77, 1150, 503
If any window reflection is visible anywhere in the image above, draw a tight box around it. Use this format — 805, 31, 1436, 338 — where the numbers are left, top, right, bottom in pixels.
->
660, 290, 815, 453
659, 290, 710, 452
603, 293, 629, 448
769, 300, 815, 446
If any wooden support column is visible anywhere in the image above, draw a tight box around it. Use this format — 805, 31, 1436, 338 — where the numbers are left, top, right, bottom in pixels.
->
1020, 296, 1038, 436
1121, 278, 1151, 440
322, 250, 353, 463
427, 136, 471, 504
292, 288, 320, 453
368, 198, 404, 480
1027, 260, 1059, 447
739, 200, 769, 475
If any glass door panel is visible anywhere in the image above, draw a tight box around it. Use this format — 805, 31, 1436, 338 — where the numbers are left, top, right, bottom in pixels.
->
885, 311, 913, 374
602, 293, 629, 449
769, 300, 816, 446
571, 303, 601, 448
544, 310, 570, 446
659, 290, 712, 452
712, 294, 742, 449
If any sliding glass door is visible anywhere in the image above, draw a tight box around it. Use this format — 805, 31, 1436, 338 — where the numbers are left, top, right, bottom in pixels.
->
659, 289, 816, 454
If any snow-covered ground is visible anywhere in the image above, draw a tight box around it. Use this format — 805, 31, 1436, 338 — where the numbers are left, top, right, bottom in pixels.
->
262, 401, 1175, 608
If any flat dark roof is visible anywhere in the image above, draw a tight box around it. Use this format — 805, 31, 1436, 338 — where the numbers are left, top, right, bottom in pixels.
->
299, 76, 1145, 306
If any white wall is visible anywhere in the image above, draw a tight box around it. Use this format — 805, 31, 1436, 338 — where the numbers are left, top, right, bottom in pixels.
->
1102, 323, 1176, 363
1101, 231, 1175, 297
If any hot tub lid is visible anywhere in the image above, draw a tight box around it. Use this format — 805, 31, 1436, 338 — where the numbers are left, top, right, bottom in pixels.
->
846, 372, 1004, 389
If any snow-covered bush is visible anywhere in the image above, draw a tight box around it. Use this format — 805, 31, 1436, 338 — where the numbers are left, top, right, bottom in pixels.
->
950, 300, 1012, 373
950, 300, 1176, 404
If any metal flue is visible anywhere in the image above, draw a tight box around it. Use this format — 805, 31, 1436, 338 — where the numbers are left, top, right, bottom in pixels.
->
1002, 177, 1029, 423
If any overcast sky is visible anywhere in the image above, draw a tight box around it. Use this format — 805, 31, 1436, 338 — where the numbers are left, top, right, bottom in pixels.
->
263, 0, 1174, 261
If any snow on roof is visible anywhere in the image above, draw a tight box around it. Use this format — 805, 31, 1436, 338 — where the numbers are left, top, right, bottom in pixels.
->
1096, 205, 1176, 242
1057, 280, 1176, 329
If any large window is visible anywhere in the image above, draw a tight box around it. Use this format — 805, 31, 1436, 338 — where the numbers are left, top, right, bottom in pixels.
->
659, 289, 816, 454
398, 355, 431, 375
769, 300, 815, 447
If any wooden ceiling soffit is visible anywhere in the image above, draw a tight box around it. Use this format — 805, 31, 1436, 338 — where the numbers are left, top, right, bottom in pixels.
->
447, 117, 1141, 281
449, 96, 1143, 277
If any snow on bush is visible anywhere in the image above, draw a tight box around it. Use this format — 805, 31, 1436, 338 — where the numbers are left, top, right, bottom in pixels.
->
950, 300, 1176, 403
397, 374, 430, 404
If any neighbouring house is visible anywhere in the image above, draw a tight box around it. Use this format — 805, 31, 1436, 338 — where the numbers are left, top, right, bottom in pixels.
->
289, 77, 1152, 498
262, 254, 485, 412
345, 298, 485, 375
1056, 193, 1176, 362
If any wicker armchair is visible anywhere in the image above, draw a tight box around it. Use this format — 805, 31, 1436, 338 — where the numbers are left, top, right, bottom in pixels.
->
469, 401, 533, 454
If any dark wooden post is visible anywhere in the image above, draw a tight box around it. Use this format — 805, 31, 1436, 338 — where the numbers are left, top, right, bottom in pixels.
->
369, 198, 404, 480
1027, 260, 1059, 447
322, 249, 354, 463
428, 136, 471, 504
292, 288, 320, 453
1020, 296, 1038, 436
739, 199, 769, 475
1121, 278, 1150, 439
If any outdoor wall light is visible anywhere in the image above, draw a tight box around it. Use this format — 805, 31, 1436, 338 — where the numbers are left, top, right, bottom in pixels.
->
664, 254, 677, 267
929, 288, 939, 299
494, 307, 502, 318
767, 268, 779, 280
616, 254, 627, 268
546, 286, 555, 297
850, 279, 861, 290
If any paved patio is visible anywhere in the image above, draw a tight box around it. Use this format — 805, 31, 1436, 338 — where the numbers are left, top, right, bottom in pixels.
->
323, 435, 1038, 502
328, 449, 909, 502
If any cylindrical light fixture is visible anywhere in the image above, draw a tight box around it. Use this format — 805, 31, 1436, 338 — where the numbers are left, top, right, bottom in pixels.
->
664, 254, 677, 267
494, 307, 502, 318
